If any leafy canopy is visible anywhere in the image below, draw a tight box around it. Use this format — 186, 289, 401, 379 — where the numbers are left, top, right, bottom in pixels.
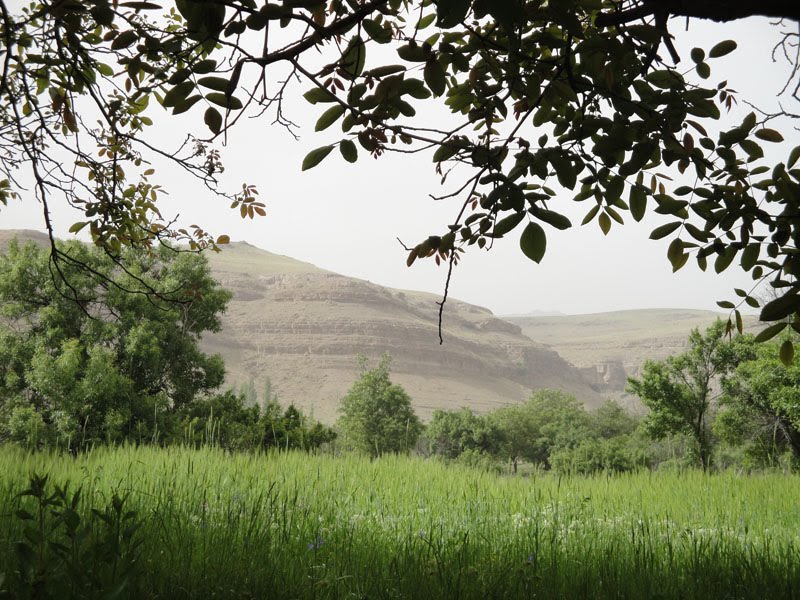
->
0, 239, 230, 447
717, 334, 800, 462
337, 354, 422, 456
1, 1, 799, 342
627, 320, 755, 470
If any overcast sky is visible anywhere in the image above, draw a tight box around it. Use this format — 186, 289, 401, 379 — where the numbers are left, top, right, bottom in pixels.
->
3, 12, 798, 316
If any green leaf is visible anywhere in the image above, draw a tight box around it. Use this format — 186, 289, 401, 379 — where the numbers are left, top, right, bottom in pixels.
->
550, 154, 576, 189
339, 139, 358, 163
629, 185, 647, 222
432, 144, 459, 162
667, 238, 687, 271
245, 11, 268, 30
362, 19, 392, 44
581, 204, 600, 226
111, 30, 138, 50
315, 105, 345, 131
740, 243, 760, 271
536, 209, 571, 231
695, 62, 711, 80
492, 212, 525, 238
754, 321, 788, 342
649, 222, 681, 240
197, 76, 229, 91
788, 145, 800, 169
598, 212, 611, 235
417, 13, 436, 29
68, 221, 88, 234
192, 60, 217, 74
302, 145, 334, 171
205, 92, 244, 110
364, 65, 406, 79
204, 106, 222, 134
172, 94, 202, 115
424, 58, 447, 97
646, 70, 683, 89
690, 48, 705, 64
708, 40, 737, 58
397, 43, 427, 62
780, 340, 795, 366
714, 246, 737, 273
436, 0, 471, 28
303, 88, 337, 104
162, 81, 194, 107
760, 293, 800, 322
97, 63, 114, 77
341, 36, 366, 79
520, 222, 546, 263
755, 128, 784, 143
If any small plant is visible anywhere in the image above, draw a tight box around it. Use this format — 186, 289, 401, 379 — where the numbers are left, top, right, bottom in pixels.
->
0, 473, 142, 600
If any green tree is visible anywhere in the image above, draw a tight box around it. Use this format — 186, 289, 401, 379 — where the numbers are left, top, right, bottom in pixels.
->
715, 335, 800, 465
179, 392, 336, 451
549, 400, 649, 474
627, 320, 754, 470
337, 355, 422, 457
425, 407, 502, 459
0, 2, 798, 338
0, 239, 230, 448
489, 389, 591, 472
178, 389, 262, 450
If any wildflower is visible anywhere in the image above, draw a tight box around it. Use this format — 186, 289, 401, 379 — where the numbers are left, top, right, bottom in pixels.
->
307, 536, 324, 551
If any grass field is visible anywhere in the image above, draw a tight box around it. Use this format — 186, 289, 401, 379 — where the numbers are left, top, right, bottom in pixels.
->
0, 446, 798, 599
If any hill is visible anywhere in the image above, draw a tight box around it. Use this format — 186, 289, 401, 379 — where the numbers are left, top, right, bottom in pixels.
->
201, 242, 603, 421
505, 309, 761, 404
0, 231, 603, 422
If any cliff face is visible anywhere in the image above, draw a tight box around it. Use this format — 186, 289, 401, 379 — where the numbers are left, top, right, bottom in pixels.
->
202, 242, 603, 422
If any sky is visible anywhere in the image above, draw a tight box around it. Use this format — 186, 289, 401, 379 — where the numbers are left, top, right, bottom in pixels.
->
3, 11, 799, 316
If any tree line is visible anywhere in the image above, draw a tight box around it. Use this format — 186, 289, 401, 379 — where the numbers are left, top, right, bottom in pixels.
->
0, 239, 797, 472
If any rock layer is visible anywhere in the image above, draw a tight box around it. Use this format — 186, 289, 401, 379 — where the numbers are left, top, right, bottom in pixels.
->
203, 242, 603, 422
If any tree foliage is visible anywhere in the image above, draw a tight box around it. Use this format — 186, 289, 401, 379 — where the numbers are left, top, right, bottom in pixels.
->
0, 1, 799, 341
425, 407, 502, 459
488, 389, 592, 471
627, 320, 755, 470
337, 354, 422, 456
180, 392, 337, 451
716, 334, 800, 464
0, 239, 230, 447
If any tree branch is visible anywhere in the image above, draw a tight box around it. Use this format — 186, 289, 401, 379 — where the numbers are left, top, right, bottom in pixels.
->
596, 0, 800, 28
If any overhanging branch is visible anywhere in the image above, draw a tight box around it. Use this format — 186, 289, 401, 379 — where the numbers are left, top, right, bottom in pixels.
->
596, 0, 800, 28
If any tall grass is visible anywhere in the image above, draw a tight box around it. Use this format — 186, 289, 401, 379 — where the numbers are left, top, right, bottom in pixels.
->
0, 445, 798, 599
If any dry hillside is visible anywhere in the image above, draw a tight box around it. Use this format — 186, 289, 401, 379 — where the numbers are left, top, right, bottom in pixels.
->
202, 242, 603, 422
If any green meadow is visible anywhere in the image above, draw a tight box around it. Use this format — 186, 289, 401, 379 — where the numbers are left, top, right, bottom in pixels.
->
1, 445, 798, 599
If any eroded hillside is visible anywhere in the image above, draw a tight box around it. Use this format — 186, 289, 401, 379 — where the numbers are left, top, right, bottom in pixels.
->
203, 242, 603, 421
